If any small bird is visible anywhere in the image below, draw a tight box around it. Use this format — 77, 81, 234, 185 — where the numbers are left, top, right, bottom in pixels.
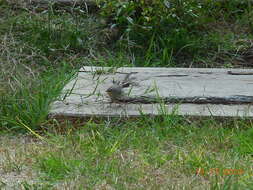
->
106, 82, 123, 101
106, 72, 136, 102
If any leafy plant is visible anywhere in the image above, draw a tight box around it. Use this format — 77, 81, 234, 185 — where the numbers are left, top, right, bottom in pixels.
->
97, 0, 253, 66
99, 0, 203, 49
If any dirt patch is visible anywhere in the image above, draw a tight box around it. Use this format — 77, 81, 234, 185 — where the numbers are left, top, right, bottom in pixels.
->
0, 135, 43, 189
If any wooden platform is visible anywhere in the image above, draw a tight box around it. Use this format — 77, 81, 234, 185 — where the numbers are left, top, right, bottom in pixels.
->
49, 67, 253, 118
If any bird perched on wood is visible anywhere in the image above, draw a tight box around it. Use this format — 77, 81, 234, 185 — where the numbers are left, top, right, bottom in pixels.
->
106, 72, 136, 102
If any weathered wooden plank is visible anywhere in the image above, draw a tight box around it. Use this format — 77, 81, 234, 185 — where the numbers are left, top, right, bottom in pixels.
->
50, 67, 253, 118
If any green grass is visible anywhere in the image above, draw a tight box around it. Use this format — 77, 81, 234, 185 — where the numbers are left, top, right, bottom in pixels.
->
2, 117, 252, 189
1, 0, 253, 189
0, 65, 76, 131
